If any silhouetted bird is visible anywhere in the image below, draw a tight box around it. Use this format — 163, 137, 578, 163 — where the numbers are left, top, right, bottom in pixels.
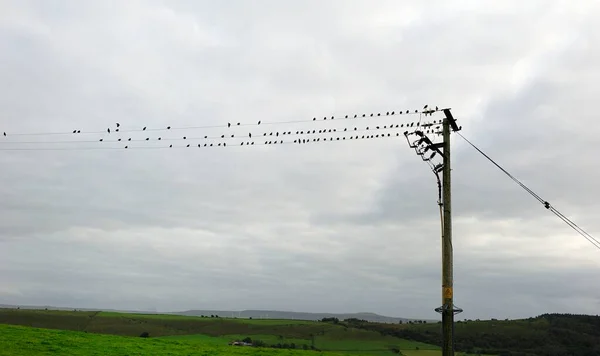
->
354, 114, 357, 118
435, 106, 439, 111
170, 145, 173, 148
125, 146, 128, 149
228, 123, 231, 128
128, 138, 131, 141
237, 123, 240, 126
249, 133, 252, 138
221, 135, 225, 138
406, 110, 409, 114
116, 129, 119, 132
183, 136, 186, 140
118, 138, 122, 141
146, 138, 149, 141
257, 120, 261, 125
424, 104, 428, 109
143, 127, 147, 131
158, 137, 161, 140
72, 130, 76, 134
116, 123, 120, 128
99, 139, 103, 142
167, 126, 171, 129
187, 144, 190, 147
107, 128, 110, 133
77, 130, 80, 133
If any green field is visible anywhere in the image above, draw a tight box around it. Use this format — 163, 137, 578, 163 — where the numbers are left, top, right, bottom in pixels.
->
0, 309, 448, 355
0, 324, 363, 356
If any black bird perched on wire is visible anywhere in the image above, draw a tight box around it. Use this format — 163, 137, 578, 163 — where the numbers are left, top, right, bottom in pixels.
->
116, 123, 120, 128
257, 120, 261, 125
249, 133, 252, 138
143, 127, 147, 131
107, 128, 110, 134
423, 104, 428, 109
72, 130, 76, 134
77, 130, 81, 133
228, 123, 231, 128
167, 126, 171, 130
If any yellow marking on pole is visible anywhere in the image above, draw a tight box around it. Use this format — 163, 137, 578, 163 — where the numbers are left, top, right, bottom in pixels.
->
443, 287, 453, 299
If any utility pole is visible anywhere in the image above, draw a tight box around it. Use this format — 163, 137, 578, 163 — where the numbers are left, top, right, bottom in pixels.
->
441, 115, 454, 356
404, 108, 462, 356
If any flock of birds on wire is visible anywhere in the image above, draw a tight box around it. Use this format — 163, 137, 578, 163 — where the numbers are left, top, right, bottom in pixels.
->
1, 105, 446, 150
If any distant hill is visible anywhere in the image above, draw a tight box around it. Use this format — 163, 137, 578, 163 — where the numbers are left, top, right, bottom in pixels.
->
173, 309, 430, 323
0, 304, 428, 324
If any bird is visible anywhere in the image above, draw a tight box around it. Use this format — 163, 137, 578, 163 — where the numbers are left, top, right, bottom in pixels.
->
249, 133, 252, 138
391, 111, 395, 115
143, 127, 147, 131
354, 114, 357, 118
77, 130, 81, 133
406, 110, 409, 114
116, 123, 120, 128
167, 126, 171, 129
99, 139, 103, 142
128, 138, 131, 141
169, 145, 173, 148
424, 104, 428, 109
257, 120, 261, 125
345, 115, 348, 119
125, 146, 128, 149
158, 137, 161, 140
231, 134, 234, 138
107, 128, 110, 133
118, 138, 122, 141
237, 123, 240, 126
228, 123, 231, 128
414, 109, 418, 113
183, 136, 187, 140
435, 106, 439, 111
146, 138, 149, 141
72, 130, 76, 134
186, 144, 190, 147
198, 144, 201, 147
221, 135, 225, 138
313, 117, 316, 121
116, 129, 119, 132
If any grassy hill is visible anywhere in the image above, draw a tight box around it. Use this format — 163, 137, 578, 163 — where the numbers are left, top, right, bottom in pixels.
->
0, 308, 445, 355
343, 314, 600, 356
0, 324, 361, 356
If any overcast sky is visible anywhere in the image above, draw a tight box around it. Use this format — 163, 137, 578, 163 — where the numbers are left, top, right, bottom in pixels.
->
1, 0, 599, 321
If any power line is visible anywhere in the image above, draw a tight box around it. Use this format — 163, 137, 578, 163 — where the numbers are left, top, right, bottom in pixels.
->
1, 108, 442, 138
0, 129, 415, 151
0, 122, 442, 146
456, 132, 600, 251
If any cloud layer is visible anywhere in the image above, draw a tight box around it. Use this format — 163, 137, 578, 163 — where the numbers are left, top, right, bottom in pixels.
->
1, 0, 599, 320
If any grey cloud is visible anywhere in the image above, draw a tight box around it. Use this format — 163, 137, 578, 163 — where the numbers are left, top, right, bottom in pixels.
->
1, 0, 599, 321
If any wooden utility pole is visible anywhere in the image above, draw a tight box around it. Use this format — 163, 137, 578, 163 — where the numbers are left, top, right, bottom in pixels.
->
441, 116, 454, 356
404, 108, 461, 356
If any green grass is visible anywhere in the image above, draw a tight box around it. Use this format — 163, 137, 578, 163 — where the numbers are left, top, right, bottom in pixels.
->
0, 309, 486, 355
0, 324, 365, 356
